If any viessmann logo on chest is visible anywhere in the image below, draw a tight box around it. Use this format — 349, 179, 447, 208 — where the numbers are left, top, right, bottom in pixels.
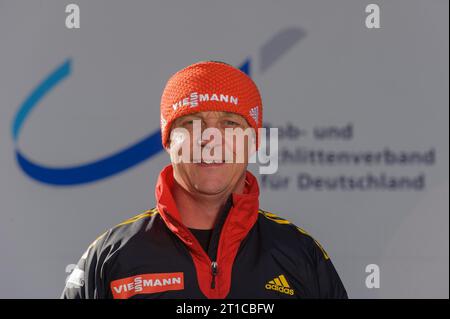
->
110, 272, 184, 299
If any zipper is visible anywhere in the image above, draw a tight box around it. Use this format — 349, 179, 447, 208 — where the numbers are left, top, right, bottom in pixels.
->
180, 197, 232, 292
210, 261, 218, 289
208, 197, 232, 291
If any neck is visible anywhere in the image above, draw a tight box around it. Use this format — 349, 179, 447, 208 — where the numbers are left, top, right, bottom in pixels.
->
172, 176, 246, 230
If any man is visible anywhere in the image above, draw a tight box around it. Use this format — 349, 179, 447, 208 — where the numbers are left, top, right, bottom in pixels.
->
61, 61, 347, 299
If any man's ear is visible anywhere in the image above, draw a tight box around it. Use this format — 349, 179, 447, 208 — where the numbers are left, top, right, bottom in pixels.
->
164, 141, 171, 154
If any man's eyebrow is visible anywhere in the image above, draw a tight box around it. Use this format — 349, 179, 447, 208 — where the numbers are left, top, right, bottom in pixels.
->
177, 115, 202, 121
221, 114, 247, 123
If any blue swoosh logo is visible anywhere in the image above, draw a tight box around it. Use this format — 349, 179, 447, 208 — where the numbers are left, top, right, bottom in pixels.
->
12, 27, 304, 186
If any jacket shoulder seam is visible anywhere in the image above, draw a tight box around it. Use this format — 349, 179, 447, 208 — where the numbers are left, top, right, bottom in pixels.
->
258, 209, 330, 260
89, 208, 159, 250
113, 207, 159, 229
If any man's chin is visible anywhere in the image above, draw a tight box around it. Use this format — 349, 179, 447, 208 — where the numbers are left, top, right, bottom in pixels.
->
193, 181, 229, 196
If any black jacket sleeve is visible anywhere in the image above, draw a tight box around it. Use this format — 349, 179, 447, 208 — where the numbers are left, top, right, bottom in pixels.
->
60, 231, 109, 299
312, 239, 348, 299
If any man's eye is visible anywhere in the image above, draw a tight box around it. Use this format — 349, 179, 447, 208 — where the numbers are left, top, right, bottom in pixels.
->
182, 119, 195, 125
224, 120, 239, 126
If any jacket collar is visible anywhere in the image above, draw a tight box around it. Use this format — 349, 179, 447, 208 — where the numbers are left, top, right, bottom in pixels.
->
155, 164, 260, 298
155, 164, 260, 250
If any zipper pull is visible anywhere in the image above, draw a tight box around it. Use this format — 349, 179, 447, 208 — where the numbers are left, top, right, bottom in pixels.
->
211, 261, 218, 289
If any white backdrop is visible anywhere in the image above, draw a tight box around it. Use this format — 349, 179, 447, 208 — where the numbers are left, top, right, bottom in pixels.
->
0, 0, 448, 298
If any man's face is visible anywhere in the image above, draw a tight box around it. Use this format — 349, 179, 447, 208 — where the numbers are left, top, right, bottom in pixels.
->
167, 111, 254, 196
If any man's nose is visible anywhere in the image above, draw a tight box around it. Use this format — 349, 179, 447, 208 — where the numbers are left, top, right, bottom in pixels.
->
199, 132, 218, 147
199, 123, 222, 146
202, 120, 220, 130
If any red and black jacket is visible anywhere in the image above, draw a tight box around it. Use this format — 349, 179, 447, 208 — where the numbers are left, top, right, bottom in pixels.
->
61, 165, 347, 299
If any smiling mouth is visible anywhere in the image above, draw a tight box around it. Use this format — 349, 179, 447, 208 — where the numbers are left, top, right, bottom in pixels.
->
197, 159, 226, 167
